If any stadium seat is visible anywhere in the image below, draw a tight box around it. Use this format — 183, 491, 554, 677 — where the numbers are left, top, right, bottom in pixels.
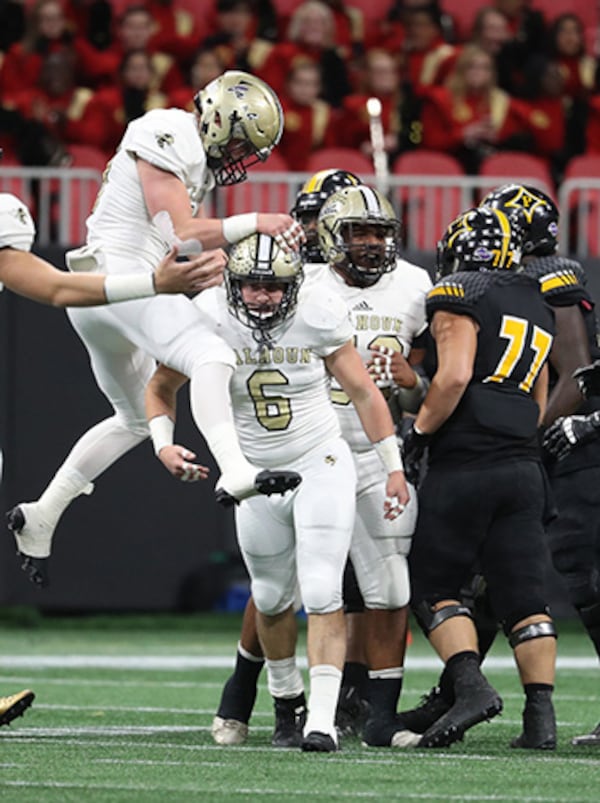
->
305, 148, 375, 179
392, 150, 466, 251
562, 154, 600, 256
220, 150, 292, 216
478, 151, 555, 200
66, 144, 108, 173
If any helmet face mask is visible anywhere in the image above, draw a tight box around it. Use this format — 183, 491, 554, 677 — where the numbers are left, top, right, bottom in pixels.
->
318, 185, 400, 286
437, 206, 523, 279
195, 71, 283, 186
480, 183, 559, 256
292, 169, 361, 262
225, 234, 304, 344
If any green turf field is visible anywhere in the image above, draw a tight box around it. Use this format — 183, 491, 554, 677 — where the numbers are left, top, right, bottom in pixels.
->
0, 611, 598, 802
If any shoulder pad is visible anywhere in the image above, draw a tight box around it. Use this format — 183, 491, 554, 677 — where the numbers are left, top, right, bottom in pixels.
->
0, 193, 35, 252
300, 288, 350, 331
524, 255, 590, 307
426, 270, 492, 311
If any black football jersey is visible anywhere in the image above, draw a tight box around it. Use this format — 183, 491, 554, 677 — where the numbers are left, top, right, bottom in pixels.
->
425, 270, 555, 466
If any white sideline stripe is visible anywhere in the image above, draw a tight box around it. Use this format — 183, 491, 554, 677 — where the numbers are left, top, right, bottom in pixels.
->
0, 780, 596, 801
0, 655, 596, 670
3, 736, 600, 769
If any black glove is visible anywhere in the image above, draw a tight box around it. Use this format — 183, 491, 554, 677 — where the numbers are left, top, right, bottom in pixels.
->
573, 359, 600, 399
542, 411, 600, 460
401, 423, 431, 486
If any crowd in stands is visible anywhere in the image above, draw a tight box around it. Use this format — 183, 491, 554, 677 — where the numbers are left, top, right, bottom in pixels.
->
1, 0, 600, 190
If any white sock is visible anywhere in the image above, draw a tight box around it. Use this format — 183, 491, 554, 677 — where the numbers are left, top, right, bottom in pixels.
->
266, 656, 304, 699
35, 466, 93, 531
304, 664, 342, 741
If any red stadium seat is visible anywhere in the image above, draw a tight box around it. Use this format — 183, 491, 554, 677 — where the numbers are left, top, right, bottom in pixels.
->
478, 152, 555, 201
562, 154, 600, 256
305, 148, 375, 179
220, 150, 292, 216
392, 150, 466, 251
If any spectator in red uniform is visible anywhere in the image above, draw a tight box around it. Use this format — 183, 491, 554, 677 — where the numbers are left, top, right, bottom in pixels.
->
256, 1, 352, 108
339, 48, 420, 161
419, 43, 533, 173
547, 13, 596, 104
399, 5, 457, 92
200, 0, 273, 74
277, 61, 340, 171
0, 0, 115, 96
103, 5, 185, 95
69, 49, 167, 160
167, 47, 226, 112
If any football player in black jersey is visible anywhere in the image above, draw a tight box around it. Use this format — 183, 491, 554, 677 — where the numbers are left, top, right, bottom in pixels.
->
401, 184, 600, 747
401, 206, 558, 750
483, 185, 600, 747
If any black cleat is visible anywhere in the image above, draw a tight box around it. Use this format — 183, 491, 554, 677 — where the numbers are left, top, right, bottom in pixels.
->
335, 684, 371, 738
419, 677, 503, 748
0, 689, 35, 726
272, 695, 306, 748
301, 730, 338, 752
362, 713, 421, 748
216, 470, 302, 507
399, 686, 452, 735
6, 507, 49, 588
511, 691, 556, 750
572, 721, 600, 746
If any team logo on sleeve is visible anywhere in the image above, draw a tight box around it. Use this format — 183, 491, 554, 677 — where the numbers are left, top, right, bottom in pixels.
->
155, 132, 174, 149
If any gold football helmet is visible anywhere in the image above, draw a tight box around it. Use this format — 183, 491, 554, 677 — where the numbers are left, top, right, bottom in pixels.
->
318, 185, 400, 286
194, 71, 283, 186
226, 234, 304, 341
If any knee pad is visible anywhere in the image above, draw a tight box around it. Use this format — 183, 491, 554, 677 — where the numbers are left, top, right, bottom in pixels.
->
302, 575, 343, 614
503, 605, 551, 635
343, 561, 365, 614
113, 413, 149, 441
251, 578, 293, 617
413, 601, 473, 636
363, 553, 410, 609
508, 620, 557, 649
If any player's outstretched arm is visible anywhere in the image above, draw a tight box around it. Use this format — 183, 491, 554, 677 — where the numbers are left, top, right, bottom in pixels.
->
145, 364, 209, 481
0, 247, 225, 307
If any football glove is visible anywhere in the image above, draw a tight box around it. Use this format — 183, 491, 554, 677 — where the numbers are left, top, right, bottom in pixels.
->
542, 411, 600, 460
401, 422, 431, 486
573, 359, 600, 399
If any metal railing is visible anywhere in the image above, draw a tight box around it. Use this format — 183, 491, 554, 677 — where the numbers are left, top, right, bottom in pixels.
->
2, 165, 597, 257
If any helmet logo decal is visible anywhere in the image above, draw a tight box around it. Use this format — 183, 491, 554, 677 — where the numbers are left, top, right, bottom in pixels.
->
503, 186, 548, 224
227, 83, 250, 100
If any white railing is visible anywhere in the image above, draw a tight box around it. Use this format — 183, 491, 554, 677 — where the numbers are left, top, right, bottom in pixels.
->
1, 165, 596, 258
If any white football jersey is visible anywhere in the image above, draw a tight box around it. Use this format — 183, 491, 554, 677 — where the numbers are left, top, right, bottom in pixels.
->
86, 108, 214, 269
305, 259, 432, 451
194, 284, 353, 465
0, 192, 36, 292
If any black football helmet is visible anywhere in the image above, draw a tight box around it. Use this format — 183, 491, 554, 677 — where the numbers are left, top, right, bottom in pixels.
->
291, 169, 361, 262
225, 233, 304, 345
437, 206, 524, 278
480, 183, 559, 256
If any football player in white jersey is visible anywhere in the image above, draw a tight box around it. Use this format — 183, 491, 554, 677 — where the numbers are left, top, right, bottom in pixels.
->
0, 186, 223, 727
145, 233, 413, 752
210, 176, 433, 748
7, 71, 304, 588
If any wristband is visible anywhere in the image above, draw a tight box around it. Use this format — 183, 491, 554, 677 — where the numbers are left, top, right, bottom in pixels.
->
374, 434, 404, 473
222, 213, 258, 244
149, 415, 174, 456
104, 273, 156, 303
